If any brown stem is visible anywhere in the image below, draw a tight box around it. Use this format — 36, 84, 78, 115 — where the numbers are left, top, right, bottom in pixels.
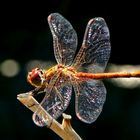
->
17, 92, 82, 140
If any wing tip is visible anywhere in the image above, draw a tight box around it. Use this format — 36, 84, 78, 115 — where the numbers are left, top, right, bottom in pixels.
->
48, 14, 53, 22
76, 112, 96, 124
88, 17, 105, 25
48, 13, 62, 22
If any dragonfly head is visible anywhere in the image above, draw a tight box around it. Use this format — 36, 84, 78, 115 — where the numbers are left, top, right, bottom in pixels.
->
27, 68, 45, 87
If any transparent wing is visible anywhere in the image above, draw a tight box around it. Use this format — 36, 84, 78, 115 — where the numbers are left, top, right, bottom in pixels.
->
73, 79, 106, 123
42, 85, 72, 118
73, 17, 111, 73
48, 13, 78, 66
32, 83, 72, 127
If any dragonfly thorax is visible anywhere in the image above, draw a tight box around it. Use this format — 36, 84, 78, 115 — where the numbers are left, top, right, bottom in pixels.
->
45, 64, 77, 81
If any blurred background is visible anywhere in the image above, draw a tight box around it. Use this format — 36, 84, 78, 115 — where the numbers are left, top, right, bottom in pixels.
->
0, 0, 140, 140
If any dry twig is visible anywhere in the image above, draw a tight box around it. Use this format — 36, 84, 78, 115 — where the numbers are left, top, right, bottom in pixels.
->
17, 92, 82, 140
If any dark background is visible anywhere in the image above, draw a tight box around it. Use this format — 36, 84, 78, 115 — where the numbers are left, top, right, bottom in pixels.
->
0, 1, 140, 140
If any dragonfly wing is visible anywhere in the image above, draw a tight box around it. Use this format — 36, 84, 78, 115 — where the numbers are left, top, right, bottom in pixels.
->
32, 84, 72, 127
48, 13, 78, 66
73, 79, 106, 123
73, 17, 111, 73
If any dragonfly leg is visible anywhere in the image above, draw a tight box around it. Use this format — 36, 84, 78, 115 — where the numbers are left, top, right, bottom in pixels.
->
31, 86, 46, 96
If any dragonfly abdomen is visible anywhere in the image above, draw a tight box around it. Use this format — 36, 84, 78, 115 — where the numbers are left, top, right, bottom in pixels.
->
76, 71, 140, 80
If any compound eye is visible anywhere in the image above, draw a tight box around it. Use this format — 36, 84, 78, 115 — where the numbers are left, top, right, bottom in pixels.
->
27, 68, 44, 87
40, 70, 44, 75
34, 68, 44, 75
36, 68, 40, 70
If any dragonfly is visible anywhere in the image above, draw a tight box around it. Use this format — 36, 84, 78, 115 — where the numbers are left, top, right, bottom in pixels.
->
27, 13, 140, 126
